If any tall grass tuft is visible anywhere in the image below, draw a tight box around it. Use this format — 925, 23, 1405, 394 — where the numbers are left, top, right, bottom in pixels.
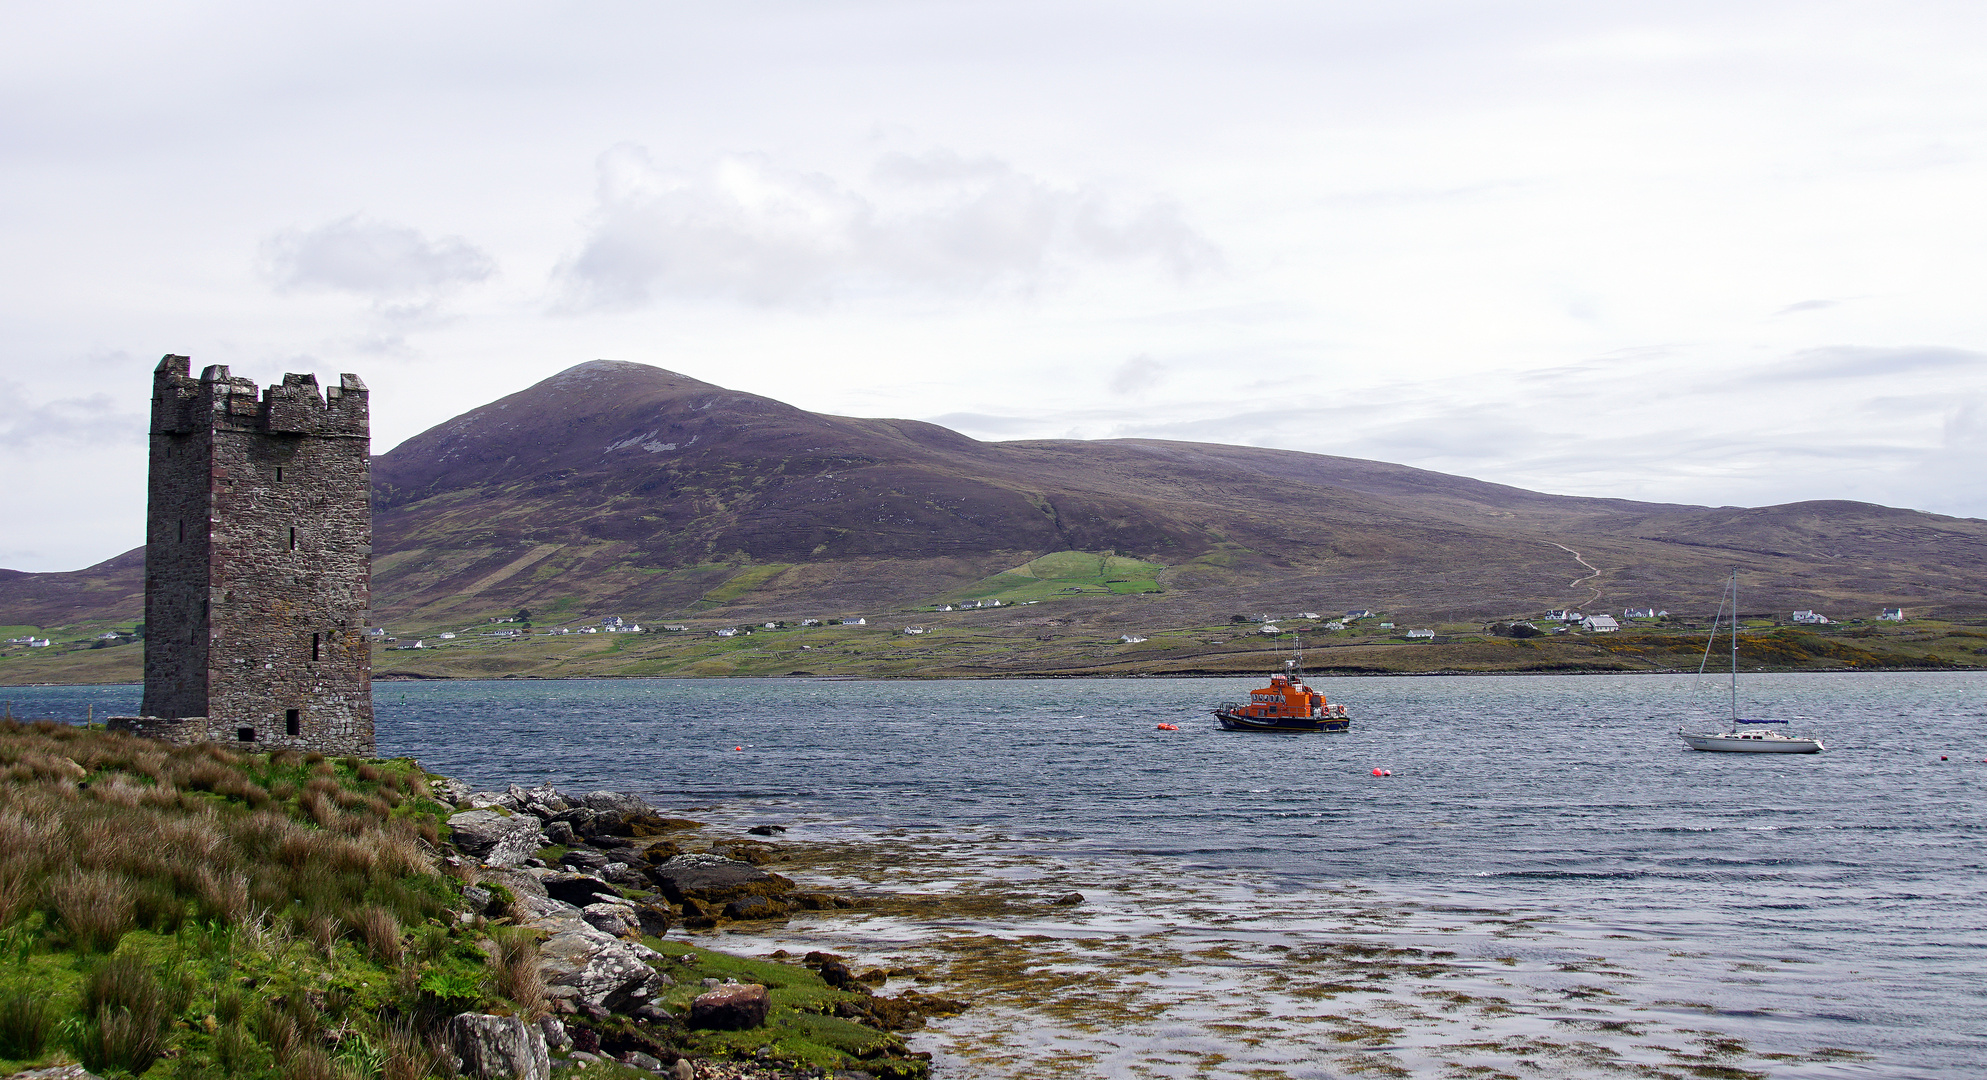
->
352, 904, 403, 965
489, 928, 548, 1020
214, 1020, 263, 1073
0, 988, 53, 1059
76, 950, 186, 1076
51, 869, 136, 951
379, 1020, 442, 1080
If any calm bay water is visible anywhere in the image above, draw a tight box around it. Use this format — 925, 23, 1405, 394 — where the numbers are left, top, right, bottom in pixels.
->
12, 672, 1985, 1073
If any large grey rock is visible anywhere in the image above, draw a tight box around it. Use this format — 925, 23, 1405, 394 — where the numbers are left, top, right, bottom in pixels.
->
448, 810, 546, 867
509, 783, 571, 814
480, 866, 550, 900
448, 1013, 550, 1080
648, 854, 794, 905
5, 1067, 108, 1080
580, 900, 642, 939
430, 776, 474, 805
579, 790, 652, 816
516, 893, 671, 1014
462, 790, 510, 810
542, 871, 619, 908
602, 862, 650, 887
558, 849, 613, 871
543, 819, 580, 847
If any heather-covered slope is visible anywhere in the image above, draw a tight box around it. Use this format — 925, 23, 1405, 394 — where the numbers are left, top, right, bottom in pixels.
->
7, 360, 1987, 650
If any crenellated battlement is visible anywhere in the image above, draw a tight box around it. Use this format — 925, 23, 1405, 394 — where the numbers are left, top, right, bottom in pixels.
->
151, 354, 369, 438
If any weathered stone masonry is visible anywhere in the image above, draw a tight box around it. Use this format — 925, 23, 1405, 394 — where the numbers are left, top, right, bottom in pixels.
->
111, 354, 374, 755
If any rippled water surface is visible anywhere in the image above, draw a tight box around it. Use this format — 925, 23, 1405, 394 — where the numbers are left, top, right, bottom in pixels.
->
14, 672, 1985, 1074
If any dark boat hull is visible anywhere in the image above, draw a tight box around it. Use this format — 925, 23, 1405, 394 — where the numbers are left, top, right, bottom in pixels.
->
1214, 710, 1351, 733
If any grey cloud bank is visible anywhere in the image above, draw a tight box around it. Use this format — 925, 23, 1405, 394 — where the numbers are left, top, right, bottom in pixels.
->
557, 147, 1217, 309
3, 1, 1986, 570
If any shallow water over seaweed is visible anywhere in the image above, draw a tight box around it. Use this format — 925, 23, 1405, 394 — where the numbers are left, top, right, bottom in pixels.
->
17, 672, 1985, 1075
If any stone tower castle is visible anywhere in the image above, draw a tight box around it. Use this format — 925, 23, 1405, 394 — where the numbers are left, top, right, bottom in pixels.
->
112, 355, 375, 754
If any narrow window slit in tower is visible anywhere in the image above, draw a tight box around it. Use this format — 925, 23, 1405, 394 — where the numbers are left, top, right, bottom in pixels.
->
275, 466, 283, 482
177, 519, 184, 542
289, 527, 298, 551
285, 709, 301, 737
311, 632, 321, 661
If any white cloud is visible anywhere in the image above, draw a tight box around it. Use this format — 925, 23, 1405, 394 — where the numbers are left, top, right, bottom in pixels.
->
1108, 355, 1167, 396
260, 216, 496, 317
1766, 345, 1985, 381
0, 379, 143, 450
555, 145, 1218, 310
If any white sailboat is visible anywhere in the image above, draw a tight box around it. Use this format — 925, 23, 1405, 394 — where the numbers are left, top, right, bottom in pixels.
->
1678, 571, 1826, 754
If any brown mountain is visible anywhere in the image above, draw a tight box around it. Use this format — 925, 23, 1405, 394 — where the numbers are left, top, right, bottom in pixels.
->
8, 360, 1987, 634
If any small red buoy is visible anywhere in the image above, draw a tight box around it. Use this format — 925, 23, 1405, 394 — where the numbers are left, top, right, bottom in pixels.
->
1372, 768, 1391, 777
735, 746, 744, 751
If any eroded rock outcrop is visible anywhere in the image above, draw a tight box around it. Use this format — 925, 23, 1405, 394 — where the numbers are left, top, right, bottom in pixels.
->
447, 810, 546, 867
447, 1012, 550, 1080
513, 893, 672, 1014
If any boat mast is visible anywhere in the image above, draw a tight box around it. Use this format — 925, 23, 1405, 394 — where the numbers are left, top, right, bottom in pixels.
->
1729, 570, 1739, 722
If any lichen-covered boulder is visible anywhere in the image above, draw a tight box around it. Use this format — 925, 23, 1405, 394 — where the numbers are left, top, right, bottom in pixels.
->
447, 1013, 550, 1080
447, 810, 545, 867
601, 862, 650, 887
515, 893, 672, 1014
580, 900, 642, 939
689, 984, 769, 1030
648, 854, 794, 905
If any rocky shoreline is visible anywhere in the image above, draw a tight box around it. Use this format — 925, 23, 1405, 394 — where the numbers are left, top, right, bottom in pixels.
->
433, 776, 960, 1080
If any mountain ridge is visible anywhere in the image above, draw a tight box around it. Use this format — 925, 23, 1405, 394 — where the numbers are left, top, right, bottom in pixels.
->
7, 359, 1987, 634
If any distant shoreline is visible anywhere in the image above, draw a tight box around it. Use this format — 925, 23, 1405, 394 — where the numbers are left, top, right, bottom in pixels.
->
7, 664, 1982, 698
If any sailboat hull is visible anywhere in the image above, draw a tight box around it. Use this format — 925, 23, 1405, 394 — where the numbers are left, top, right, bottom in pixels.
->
1679, 730, 1824, 753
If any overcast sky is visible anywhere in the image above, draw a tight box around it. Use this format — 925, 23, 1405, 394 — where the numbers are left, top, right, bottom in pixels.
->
5, 1, 1986, 572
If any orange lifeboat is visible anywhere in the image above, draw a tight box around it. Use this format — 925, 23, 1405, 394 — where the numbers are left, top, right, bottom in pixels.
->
1213, 665, 1351, 733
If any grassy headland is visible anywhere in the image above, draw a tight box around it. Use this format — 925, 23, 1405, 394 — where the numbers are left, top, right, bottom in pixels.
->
0, 722, 937, 1079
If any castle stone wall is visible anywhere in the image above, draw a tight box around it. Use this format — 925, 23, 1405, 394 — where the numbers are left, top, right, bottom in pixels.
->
126, 355, 374, 755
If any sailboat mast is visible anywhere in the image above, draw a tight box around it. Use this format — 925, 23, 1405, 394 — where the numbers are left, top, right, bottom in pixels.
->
1729, 570, 1739, 722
